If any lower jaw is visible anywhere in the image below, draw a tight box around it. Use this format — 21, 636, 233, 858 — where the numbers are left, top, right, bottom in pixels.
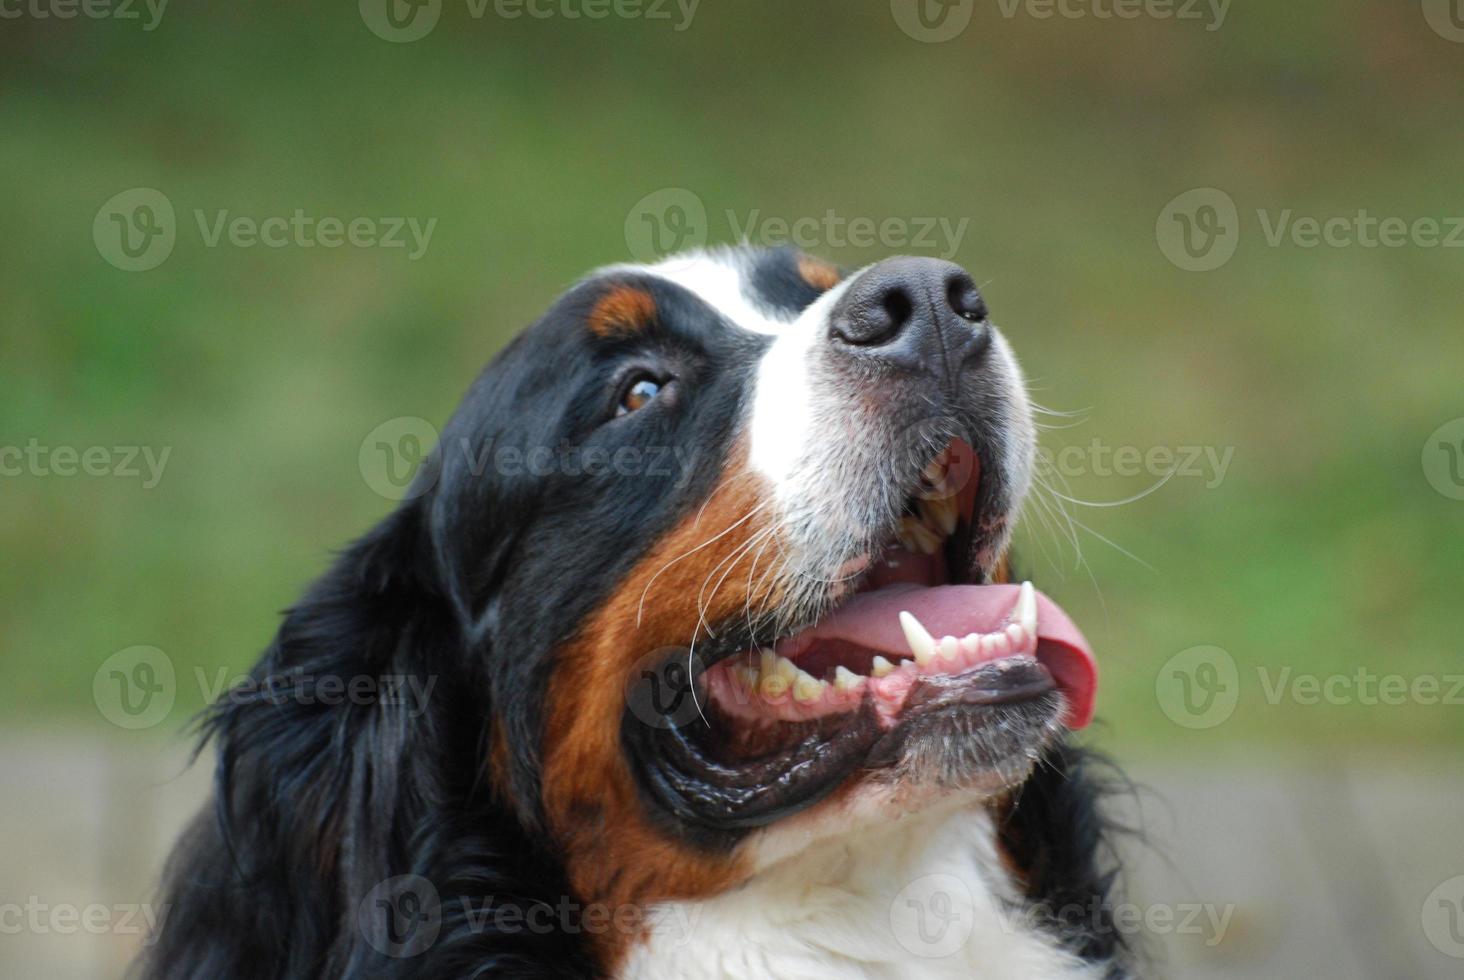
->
631, 658, 1066, 837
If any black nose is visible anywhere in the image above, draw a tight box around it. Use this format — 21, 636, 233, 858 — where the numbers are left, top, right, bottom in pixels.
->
828, 257, 991, 379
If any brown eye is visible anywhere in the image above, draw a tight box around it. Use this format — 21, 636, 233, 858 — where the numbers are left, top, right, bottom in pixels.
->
618, 377, 663, 416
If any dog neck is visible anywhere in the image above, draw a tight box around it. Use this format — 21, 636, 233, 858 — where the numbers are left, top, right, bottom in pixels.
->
618, 799, 1103, 980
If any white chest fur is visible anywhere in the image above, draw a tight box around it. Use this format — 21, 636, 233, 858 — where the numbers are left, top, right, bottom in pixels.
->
618, 803, 1103, 980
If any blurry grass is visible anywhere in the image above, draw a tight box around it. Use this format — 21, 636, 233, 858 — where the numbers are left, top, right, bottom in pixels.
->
1, 0, 1461, 757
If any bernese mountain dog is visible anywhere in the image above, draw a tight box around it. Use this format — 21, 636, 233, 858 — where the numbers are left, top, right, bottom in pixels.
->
139, 246, 1132, 979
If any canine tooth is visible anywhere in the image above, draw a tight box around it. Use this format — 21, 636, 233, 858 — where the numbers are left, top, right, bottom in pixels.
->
1006, 622, 1027, 648
1015, 580, 1038, 636
871, 655, 896, 678
793, 670, 826, 703
834, 665, 861, 692
939, 635, 960, 661
899, 611, 938, 665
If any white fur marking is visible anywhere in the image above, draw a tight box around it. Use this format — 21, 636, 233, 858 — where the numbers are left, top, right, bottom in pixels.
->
620, 803, 1101, 980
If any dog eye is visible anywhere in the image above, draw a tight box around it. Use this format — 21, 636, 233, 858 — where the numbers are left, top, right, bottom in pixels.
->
617, 376, 663, 417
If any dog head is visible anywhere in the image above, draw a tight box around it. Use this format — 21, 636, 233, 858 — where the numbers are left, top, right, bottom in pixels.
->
411, 245, 1098, 956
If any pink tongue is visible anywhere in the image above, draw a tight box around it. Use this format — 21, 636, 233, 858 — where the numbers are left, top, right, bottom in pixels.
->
779, 584, 1098, 729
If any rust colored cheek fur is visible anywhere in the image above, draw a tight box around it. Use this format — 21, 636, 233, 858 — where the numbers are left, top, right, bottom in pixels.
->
539, 443, 783, 969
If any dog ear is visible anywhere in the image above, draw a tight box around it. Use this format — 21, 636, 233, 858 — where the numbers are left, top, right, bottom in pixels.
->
139, 495, 595, 979
137, 500, 452, 976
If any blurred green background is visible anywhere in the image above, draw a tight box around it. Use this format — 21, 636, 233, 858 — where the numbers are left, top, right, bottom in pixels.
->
3, 0, 1462, 763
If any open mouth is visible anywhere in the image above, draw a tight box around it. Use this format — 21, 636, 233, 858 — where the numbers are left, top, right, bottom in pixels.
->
628, 440, 1098, 834
703, 441, 1097, 736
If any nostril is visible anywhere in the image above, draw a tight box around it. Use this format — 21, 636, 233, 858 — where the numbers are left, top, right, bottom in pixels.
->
881, 288, 913, 331
946, 275, 987, 323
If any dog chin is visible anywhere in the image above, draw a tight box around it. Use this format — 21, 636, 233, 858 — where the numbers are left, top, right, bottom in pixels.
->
743, 691, 1067, 873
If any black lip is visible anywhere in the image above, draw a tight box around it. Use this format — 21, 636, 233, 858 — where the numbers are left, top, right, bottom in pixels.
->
626, 653, 1060, 846
865, 658, 1058, 769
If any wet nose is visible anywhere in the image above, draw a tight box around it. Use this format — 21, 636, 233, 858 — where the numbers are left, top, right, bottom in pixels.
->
827, 256, 991, 379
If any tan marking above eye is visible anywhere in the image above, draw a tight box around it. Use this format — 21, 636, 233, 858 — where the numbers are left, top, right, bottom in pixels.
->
589, 285, 657, 337
797, 255, 843, 292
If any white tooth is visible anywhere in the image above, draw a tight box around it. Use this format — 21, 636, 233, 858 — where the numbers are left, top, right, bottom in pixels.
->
735, 665, 758, 689
979, 633, 998, 658
775, 655, 799, 681
899, 611, 939, 665
1006, 623, 1027, 649
940, 635, 960, 661
871, 656, 896, 678
759, 649, 778, 678
793, 669, 826, 703
761, 674, 790, 699
1015, 581, 1038, 636
989, 631, 1012, 658
834, 665, 861, 692
959, 634, 981, 656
